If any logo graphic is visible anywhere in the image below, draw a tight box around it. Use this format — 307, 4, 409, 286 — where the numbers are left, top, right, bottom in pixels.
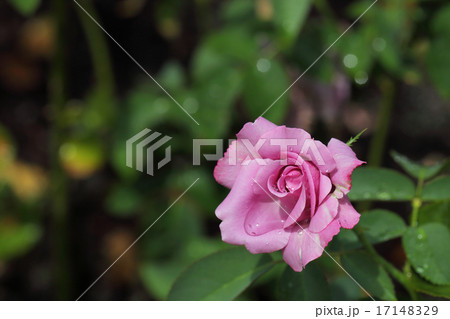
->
126, 128, 172, 176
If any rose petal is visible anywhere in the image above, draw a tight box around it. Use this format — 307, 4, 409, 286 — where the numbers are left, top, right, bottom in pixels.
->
214, 118, 278, 188
308, 195, 339, 233
300, 140, 336, 174
237, 117, 278, 143
302, 161, 319, 217
258, 126, 311, 161
318, 173, 332, 205
244, 199, 286, 236
327, 138, 365, 195
283, 187, 307, 228
282, 219, 341, 271
216, 160, 290, 253
337, 195, 360, 229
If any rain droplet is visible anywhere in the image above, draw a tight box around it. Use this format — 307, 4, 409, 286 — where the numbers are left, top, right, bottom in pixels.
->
281, 219, 285, 223
256, 223, 260, 227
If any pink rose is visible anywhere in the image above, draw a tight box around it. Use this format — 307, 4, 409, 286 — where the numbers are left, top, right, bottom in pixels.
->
214, 117, 365, 271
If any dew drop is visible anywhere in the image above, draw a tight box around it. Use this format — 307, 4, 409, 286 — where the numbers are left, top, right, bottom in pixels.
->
256, 223, 260, 227
281, 219, 285, 223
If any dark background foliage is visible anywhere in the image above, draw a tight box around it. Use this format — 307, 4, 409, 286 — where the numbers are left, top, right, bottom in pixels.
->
0, 0, 449, 300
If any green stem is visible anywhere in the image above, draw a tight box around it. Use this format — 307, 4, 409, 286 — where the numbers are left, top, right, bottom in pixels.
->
367, 77, 395, 167
403, 169, 426, 296
75, 1, 114, 94
50, 0, 71, 300
358, 77, 395, 212
355, 228, 418, 300
74, 1, 116, 127
410, 168, 425, 227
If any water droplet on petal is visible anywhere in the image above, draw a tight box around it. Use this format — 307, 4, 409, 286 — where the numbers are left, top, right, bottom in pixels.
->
256, 223, 260, 227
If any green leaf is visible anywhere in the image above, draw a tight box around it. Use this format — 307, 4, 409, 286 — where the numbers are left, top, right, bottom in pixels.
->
348, 167, 415, 201
273, 0, 312, 47
390, 150, 448, 180
431, 4, 450, 37
418, 201, 450, 229
331, 275, 365, 301
168, 247, 274, 300
277, 264, 330, 300
403, 223, 450, 285
422, 176, 450, 201
7, 0, 40, 15
106, 184, 141, 217
358, 209, 407, 243
410, 272, 450, 299
329, 209, 407, 252
140, 262, 184, 300
427, 36, 450, 99
158, 62, 186, 92
192, 67, 242, 138
341, 252, 396, 300
242, 59, 289, 123
0, 223, 42, 261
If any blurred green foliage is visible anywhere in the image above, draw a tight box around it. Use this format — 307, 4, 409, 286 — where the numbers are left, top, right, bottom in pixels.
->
1, 0, 450, 301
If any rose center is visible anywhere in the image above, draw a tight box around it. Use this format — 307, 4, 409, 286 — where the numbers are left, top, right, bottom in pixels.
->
269, 165, 303, 195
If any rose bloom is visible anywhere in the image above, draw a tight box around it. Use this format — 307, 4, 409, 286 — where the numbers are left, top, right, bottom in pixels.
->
214, 117, 365, 271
